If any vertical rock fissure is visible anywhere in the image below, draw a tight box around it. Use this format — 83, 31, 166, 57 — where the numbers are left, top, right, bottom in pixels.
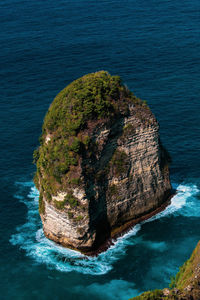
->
82, 117, 125, 250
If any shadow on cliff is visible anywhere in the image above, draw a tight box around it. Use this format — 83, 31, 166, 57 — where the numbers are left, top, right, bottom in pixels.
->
82, 117, 125, 253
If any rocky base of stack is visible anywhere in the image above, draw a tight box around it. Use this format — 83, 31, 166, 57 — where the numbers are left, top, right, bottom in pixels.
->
41, 189, 173, 256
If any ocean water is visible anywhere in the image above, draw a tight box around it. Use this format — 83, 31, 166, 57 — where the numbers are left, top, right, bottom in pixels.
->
1, 0, 200, 299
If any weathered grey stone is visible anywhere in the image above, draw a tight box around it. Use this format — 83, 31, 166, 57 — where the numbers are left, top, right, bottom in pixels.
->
40, 103, 171, 254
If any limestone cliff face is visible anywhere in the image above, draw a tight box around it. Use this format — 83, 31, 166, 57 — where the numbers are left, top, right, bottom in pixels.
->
34, 71, 171, 254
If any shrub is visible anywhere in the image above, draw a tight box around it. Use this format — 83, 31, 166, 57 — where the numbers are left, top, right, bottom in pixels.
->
142, 100, 148, 107
33, 148, 40, 164
76, 215, 84, 221
68, 137, 81, 153
54, 200, 66, 210
68, 211, 73, 219
82, 135, 90, 146
39, 193, 45, 214
110, 150, 129, 176
108, 184, 118, 197
45, 191, 52, 202
123, 123, 135, 136
33, 172, 39, 189
68, 177, 80, 185
64, 192, 79, 208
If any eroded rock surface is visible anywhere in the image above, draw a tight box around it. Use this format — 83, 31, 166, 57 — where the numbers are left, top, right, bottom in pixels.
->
33, 71, 171, 254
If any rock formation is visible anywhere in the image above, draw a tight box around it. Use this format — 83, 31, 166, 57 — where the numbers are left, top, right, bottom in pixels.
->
33, 71, 171, 254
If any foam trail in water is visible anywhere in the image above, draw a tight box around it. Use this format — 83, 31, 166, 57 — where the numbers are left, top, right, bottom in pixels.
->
10, 182, 200, 275
145, 183, 199, 224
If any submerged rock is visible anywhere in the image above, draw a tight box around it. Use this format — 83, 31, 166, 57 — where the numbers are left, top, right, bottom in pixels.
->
33, 71, 171, 254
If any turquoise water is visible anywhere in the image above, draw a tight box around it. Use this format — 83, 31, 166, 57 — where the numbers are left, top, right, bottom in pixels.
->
10, 183, 200, 275
8, 182, 200, 299
1, 0, 200, 299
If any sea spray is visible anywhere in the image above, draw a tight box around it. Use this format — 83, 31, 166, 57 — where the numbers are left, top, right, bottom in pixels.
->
144, 183, 199, 224
10, 181, 200, 275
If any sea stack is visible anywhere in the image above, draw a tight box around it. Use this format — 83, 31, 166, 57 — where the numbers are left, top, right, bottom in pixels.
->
33, 71, 171, 254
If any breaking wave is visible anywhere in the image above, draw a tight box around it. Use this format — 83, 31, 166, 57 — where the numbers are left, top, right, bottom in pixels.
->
10, 182, 200, 275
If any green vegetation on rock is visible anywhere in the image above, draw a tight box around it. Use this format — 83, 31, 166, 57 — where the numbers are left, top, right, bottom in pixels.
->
43, 71, 133, 134
131, 289, 163, 300
76, 215, 84, 221
54, 199, 66, 210
64, 192, 79, 208
110, 149, 129, 176
170, 242, 198, 290
131, 241, 200, 300
54, 192, 79, 210
34, 71, 148, 213
108, 184, 119, 197
39, 193, 45, 214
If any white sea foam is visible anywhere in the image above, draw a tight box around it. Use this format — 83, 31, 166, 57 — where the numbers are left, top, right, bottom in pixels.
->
10, 181, 200, 275
144, 183, 199, 224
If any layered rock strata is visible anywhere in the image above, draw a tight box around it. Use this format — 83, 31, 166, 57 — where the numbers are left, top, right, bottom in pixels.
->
33, 71, 171, 254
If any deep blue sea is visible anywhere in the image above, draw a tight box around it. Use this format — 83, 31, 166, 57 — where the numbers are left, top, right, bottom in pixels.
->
1, 1, 200, 299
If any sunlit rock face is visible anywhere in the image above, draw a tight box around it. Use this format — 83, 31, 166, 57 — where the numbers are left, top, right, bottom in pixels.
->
33, 71, 171, 254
